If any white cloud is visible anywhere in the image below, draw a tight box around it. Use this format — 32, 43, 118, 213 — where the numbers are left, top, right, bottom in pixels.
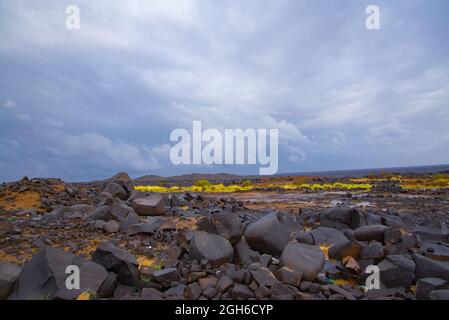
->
363, 120, 409, 145
36, 130, 162, 172
3, 99, 16, 108
16, 113, 31, 121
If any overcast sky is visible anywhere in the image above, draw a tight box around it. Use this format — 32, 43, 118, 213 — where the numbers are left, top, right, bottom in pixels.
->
1, 0, 449, 181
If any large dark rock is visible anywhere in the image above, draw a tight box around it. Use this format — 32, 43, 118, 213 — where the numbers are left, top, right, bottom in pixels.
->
0, 262, 22, 299
91, 242, 138, 273
381, 215, 410, 230
244, 212, 296, 256
279, 241, 325, 281
90, 201, 139, 230
360, 242, 385, 260
126, 217, 167, 236
354, 225, 390, 242
8, 247, 107, 300
319, 206, 357, 230
310, 227, 348, 245
90, 205, 112, 221
250, 267, 281, 288
429, 289, 449, 300
384, 234, 420, 256
413, 222, 449, 242
97, 272, 118, 298
153, 268, 179, 287
421, 241, 449, 262
274, 267, 302, 286
414, 253, 449, 281
328, 240, 363, 260
189, 231, 234, 268
296, 227, 348, 246
233, 237, 260, 265
131, 195, 166, 216
117, 262, 140, 287
104, 182, 128, 200
416, 278, 447, 300
41, 206, 74, 223
208, 211, 243, 244
378, 255, 416, 289
110, 202, 140, 231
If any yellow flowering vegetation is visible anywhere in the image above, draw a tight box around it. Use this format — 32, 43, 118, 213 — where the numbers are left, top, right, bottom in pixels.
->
136, 256, 162, 270
135, 180, 373, 193
351, 173, 449, 190
279, 182, 372, 191
135, 183, 253, 193
76, 291, 94, 300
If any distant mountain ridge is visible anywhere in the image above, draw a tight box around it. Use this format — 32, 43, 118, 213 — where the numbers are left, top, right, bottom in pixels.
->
133, 173, 241, 184
100, 164, 449, 185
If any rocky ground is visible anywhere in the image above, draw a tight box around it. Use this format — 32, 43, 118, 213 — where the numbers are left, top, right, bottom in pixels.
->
1, 174, 449, 300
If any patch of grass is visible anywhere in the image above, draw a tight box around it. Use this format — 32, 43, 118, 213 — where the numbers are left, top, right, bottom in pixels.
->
241, 179, 253, 187
136, 256, 162, 270
194, 179, 212, 192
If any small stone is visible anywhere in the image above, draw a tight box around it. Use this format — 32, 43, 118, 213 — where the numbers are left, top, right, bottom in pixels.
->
188, 272, 206, 283
232, 284, 254, 299
141, 288, 164, 300
199, 277, 217, 290
184, 282, 202, 300
104, 220, 120, 233
274, 267, 302, 286
216, 276, 234, 293
203, 286, 218, 299
153, 268, 179, 287
308, 283, 321, 294
299, 281, 311, 292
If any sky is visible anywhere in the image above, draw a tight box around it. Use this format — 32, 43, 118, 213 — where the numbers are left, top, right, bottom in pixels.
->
1, 0, 449, 182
